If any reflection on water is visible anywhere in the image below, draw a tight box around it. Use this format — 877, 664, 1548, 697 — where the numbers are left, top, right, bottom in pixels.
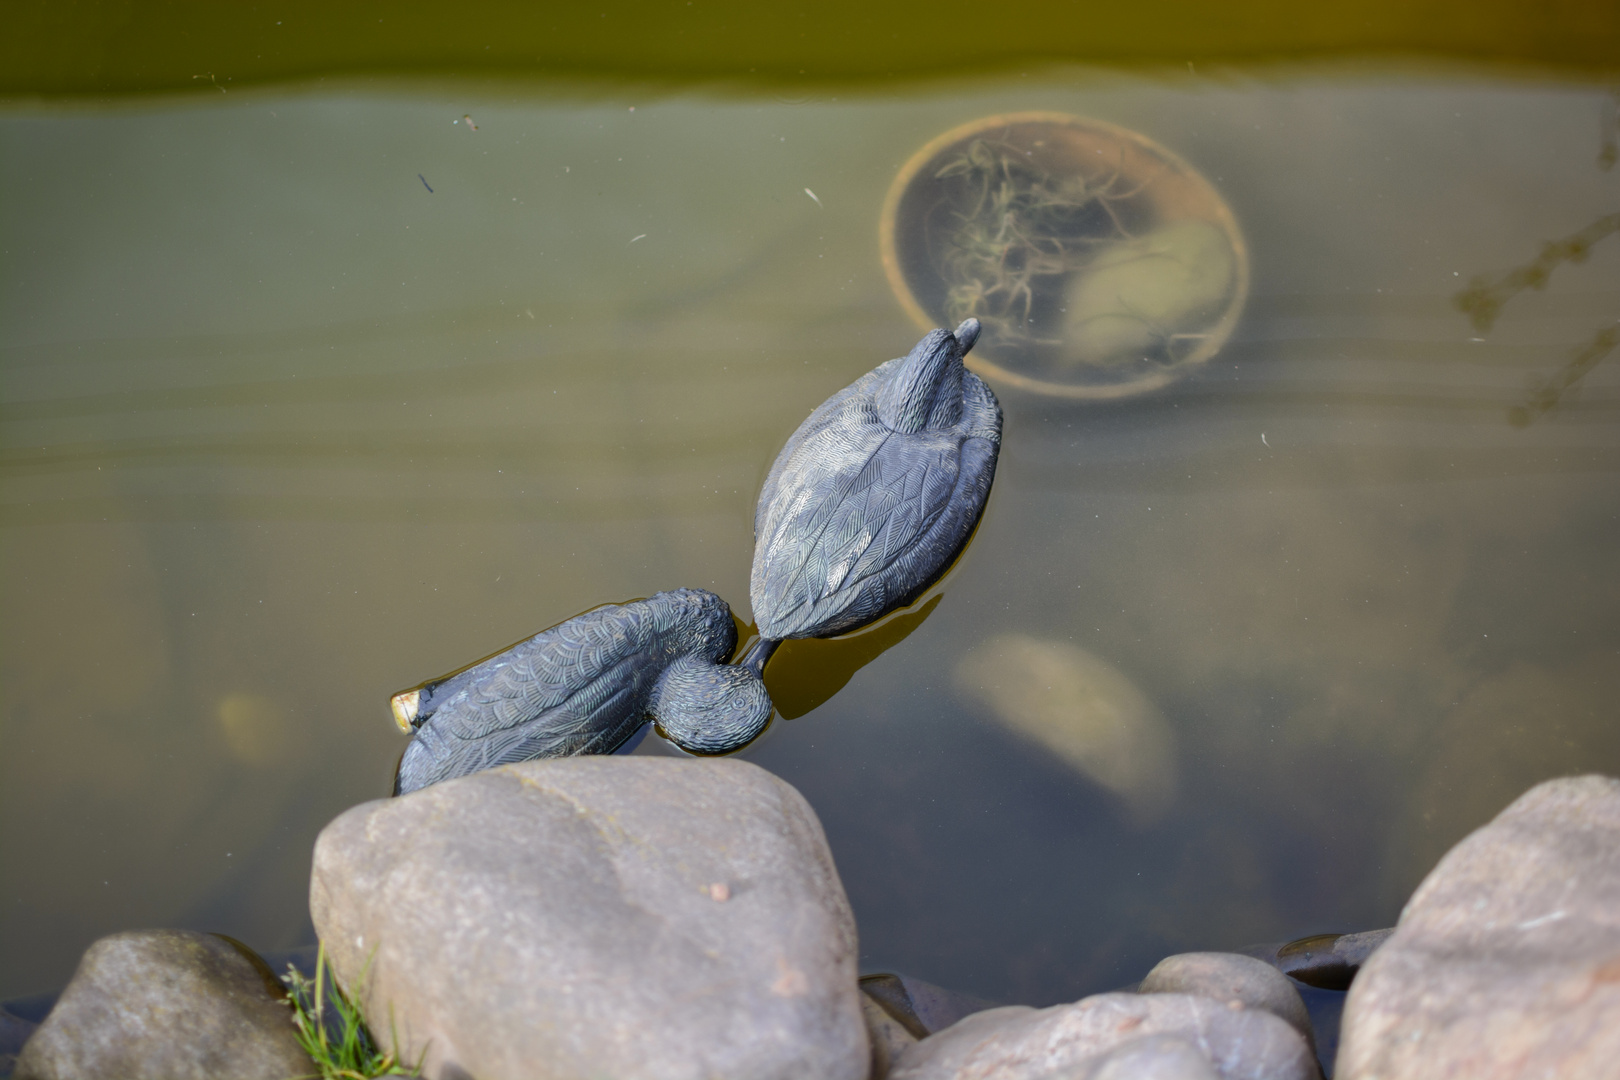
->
216, 694, 297, 768
763, 595, 943, 720
2, 71, 1619, 1006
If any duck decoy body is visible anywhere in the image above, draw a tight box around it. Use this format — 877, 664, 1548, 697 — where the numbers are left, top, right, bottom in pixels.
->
393, 588, 772, 795
745, 319, 1000, 669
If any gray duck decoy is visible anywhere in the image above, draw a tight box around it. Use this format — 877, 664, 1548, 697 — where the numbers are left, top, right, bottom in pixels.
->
743, 319, 1000, 672
392, 588, 772, 795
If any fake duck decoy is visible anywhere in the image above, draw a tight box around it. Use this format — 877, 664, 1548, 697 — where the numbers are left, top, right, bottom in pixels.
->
743, 319, 1001, 673
392, 588, 772, 795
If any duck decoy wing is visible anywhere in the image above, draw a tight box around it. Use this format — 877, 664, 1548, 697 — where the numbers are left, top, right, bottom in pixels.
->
431, 660, 648, 769
753, 365, 890, 542
396, 604, 666, 792
432, 602, 662, 741
754, 427, 992, 639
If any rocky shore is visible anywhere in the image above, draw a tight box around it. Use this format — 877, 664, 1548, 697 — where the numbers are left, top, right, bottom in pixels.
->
6, 766, 1618, 1080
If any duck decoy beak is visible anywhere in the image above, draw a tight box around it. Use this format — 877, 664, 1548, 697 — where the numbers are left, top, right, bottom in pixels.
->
390, 689, 422, 732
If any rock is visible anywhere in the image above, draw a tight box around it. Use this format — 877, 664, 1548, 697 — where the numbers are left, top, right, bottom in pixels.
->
310, 757, 867, 1080
954, 635, 1177, 821
1086, 1035, 1221, 1080
890, 991, 1317, 1080
1138, 952, 1313, 1047
1063, 219, 1237, 366
1229, 927, 1394, 1073
11, 929, 311, 1080
861, 973, 1000, 1080
1339, 774, 1620, 1080
889, 1006, 1036, 1080
863, 994, 918, 1080
1330, 928, 1395, 971
860, 973, 999, 1038
1264, 930, 1394, 991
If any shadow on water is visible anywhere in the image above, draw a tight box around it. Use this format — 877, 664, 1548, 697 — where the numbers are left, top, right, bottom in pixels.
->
756, 594, 945, 720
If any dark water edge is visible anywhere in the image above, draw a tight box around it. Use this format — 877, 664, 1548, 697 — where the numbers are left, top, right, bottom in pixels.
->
5, 0, 1616, 100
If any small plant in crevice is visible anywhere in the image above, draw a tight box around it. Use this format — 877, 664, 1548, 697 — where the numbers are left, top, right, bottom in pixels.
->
281, 944, 421, 1080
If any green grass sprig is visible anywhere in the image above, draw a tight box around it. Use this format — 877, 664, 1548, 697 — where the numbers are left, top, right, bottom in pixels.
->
281, 944, 421, 1080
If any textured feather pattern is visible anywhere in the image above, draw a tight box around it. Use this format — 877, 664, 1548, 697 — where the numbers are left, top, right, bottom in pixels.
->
752, 355, 1001, 640
396, 588, 734, 793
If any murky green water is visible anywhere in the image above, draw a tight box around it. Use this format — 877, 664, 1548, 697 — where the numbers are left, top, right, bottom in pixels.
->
3, 70, 1617, 1005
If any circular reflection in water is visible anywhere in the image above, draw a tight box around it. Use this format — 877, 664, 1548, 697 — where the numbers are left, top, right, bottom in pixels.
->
880, 112, 1249, 399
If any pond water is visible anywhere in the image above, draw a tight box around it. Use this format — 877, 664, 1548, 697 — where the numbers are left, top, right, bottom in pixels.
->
2, 68, 1618, 1007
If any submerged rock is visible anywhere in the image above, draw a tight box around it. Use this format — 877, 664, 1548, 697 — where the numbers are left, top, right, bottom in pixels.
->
860, 972, 1002, 1078
1258, 930, 1394, 992
1139, 951, 1313, 1048
860, 972, 999, 1038
1064, 219, 1238, 367
954, 634, 1177, 821
889, 991, 1316, 1080
310, 757, 867, 1080
863, 994, 919, 1080
1339, 774, 1620, 1080
12, 929, 310, 1080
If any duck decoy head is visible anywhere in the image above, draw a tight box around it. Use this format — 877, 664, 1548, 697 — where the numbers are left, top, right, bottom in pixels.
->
875, 319, 982, 435
651, 656, 773, 754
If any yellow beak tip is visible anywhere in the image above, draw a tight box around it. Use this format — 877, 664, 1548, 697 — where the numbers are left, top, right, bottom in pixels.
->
390, 690, 421, 733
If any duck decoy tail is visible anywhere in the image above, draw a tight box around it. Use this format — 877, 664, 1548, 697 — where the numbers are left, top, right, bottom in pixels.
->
954, 317, 981, 355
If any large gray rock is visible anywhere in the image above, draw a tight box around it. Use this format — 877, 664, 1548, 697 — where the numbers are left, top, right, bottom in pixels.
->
1087, 1035, 1221, 1080
310, 757, 867, 1080
1339, 774, 1620, 1080
12, 930, 311, 1080
889, 992, 1317, 1080
1139, 951, 1313, 1046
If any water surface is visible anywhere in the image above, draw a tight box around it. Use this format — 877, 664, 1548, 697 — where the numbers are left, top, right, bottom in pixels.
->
2, 69, 1618, 1004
